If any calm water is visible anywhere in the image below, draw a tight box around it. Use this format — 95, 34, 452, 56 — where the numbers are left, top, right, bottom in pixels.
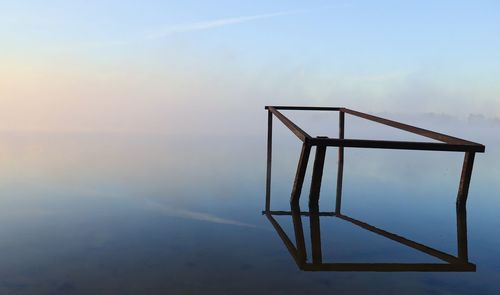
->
0, 113, 499, 294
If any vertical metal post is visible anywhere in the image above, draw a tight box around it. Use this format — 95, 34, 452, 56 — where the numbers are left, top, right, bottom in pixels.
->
309, 143, 327, 208
336, 111, 345, 213
456, 152, 476, 208
309, 208, 323, 264
456, 205, 469, 261
265, 111, 273, 211
290, 143, 312, 205
291, 205, 307, 265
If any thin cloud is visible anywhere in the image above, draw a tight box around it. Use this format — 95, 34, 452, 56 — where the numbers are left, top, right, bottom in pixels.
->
146, 9, 303, 39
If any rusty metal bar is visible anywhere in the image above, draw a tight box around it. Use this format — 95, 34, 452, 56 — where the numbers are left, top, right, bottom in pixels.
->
336, 214, 463, 264
309, 143, 327, 208
336, 111, 345, 213
290, 143, 311, 204
301, 263, 475, 272
265, 111, 273, 211
266, 106, 311, 142
456, 152, 476, 208
342, 108, 483, 147
309, 209, 322, 264
457, 205, 469, 261
308, 138, 484, 152
262, 210, 335, 216
291, 207, 307, 265
266, 106, 341, 111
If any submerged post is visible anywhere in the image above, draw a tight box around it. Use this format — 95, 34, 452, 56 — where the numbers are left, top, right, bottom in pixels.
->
456, 205, 469, 261
291, 205, 307, 265
309, 208, 323, 264
336, 110, 345, 213
456, 152, 476, 208
265, 110, 273, 211
290, 143, 312, 205
309, 141, 327, 208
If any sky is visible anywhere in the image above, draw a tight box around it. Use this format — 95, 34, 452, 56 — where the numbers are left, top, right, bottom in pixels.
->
1, 0, 499, 135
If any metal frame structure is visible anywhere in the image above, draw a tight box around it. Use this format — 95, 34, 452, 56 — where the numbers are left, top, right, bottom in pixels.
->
265, 106, 485, 212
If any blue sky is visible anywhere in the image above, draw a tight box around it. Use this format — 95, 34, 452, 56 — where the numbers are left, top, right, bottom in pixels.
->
1, 0, 499, 134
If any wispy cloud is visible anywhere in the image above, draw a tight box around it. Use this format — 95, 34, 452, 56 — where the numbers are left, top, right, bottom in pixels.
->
146, 9, 303, 39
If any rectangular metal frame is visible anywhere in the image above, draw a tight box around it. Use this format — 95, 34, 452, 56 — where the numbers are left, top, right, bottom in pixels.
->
265, 106, 485, 211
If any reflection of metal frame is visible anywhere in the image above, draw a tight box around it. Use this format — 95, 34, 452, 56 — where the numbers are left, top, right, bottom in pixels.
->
263, 206, 475, 272
265, 106, 485, 211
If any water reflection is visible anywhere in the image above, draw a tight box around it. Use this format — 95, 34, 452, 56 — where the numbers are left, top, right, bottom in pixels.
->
264, 137, 476, 272
264, 205, 474, 272
1, 128, 497, 293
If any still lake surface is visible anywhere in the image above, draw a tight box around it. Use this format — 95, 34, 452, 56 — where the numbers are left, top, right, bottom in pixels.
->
0, 112, 499, 294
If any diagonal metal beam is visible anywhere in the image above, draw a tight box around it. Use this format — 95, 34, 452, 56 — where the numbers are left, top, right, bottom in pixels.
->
290, 143, 311, 204
342, 108, 483, 147
266, 106, 311, 142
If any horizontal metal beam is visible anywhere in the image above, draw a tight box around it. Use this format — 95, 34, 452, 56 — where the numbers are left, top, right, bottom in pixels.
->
343, 108, 484, 148
337, 213, 461, 264
308, 138, 485, 152
264, 105, 484, 152
265, 106, 341, 111
263, 210, 335, 216
266, 107, 311, 142
301, 263, 476, 272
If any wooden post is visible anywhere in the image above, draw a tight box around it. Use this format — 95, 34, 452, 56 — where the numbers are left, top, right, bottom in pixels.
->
336, 111, 345, 213
290, 143, 311, 205
265, 111, 273, 211
456, 205, 469, 261
309, 142, 327, 208
456, 152, 476, 208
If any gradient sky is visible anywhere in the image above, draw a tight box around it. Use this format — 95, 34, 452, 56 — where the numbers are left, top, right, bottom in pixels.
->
1, 0, 499, 134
